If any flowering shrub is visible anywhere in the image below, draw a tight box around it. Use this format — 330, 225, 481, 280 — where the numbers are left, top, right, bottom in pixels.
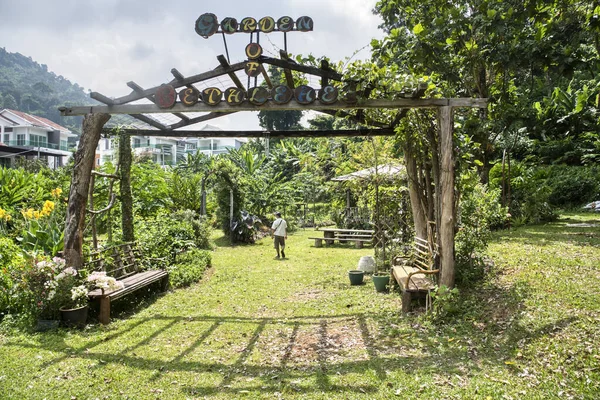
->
0, 207, 12, 235
18, 188, 65, 256
21, 257, 89, 319
87, 271, 125, 293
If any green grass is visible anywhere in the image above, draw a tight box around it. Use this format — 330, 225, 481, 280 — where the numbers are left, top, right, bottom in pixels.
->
1, 215, 599, 399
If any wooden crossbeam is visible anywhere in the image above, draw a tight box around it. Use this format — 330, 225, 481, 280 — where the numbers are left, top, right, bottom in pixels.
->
101, 128, 396, 138
217, 55, 245, 89
278, 50, 295, 89
89, 61, 247, 106
126, 80, 191, 125
90, 92, 115, 105
59, 98, 489, 116
321, 60, 330, 87
261, 52, 343, 81
169, 111, 237, 130
319, 110, 388, 128
130, 114, 170, 131
261, 65, 273, 89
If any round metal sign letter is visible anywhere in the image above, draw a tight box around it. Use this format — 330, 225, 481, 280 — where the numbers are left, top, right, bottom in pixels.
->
195, 13, 219, 38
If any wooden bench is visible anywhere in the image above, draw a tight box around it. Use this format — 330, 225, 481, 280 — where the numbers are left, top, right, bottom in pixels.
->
309, 228, 374, 248
85, 242, 169, 325
391, 237, 439, 313
308, 237, 372, 248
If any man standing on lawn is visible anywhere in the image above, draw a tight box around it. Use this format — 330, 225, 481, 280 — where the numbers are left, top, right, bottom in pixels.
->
271, 211, 288, 259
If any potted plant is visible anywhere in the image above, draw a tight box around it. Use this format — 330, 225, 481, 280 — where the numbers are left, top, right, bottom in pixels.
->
372, 256, 391, 293
348, 269, 365, 285
23, 256, 83, 329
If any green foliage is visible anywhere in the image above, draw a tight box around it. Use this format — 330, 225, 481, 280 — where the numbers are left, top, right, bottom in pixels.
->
456, 170, 507, 285
0, 238, 24, 316
130, 160, 169, 218
167, 172, 204, 213
545, 165, 600, 208
0, 48, 94, 134
490, 162, 558, 225
428, 285, 460, 322
168, 248, 212, 288
0, 167, 51, 213
135, 211, 212, 262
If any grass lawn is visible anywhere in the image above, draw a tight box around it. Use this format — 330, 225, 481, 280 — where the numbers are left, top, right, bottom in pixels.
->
1, 214, 599, 399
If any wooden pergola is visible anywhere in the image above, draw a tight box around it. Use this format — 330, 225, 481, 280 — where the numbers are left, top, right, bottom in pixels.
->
59, 50, 486, 289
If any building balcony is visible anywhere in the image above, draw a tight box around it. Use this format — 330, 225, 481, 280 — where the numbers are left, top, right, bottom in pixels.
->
3, 140, 69, 151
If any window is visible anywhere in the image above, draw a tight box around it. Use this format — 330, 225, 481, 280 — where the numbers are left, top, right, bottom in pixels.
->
4, 128, 13, 133
3, 134, 9, 144
60, 140, 67, 150
133, 138, 141, 148
17, 134, 25, 146
30, 135, 47, 148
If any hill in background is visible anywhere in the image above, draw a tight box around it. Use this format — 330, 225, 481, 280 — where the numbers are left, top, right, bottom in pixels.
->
0, 47, 96, 135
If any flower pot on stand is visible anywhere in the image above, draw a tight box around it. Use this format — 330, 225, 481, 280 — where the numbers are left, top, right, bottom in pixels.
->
59, 305, 88, 328
348, 270, 365, 285
372, 273, 390, 293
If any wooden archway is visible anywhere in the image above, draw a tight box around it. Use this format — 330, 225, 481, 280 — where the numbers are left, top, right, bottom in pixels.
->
59, 53, 486, 289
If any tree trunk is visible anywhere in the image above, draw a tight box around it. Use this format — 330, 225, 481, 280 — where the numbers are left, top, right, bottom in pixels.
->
64, 113, 110, 269
119, 133, 134, 243
438, 106, 455, 288
404, 140, 427, 240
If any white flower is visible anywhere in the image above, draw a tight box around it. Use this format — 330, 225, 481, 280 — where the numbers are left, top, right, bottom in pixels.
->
70, 285, 88, 301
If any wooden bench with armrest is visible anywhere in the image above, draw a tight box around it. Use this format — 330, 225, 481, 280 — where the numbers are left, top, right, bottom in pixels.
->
391, 237, 439, 313
85, 242, 169, 325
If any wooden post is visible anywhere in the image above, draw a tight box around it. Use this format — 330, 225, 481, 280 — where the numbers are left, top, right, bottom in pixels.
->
119, 133, 134, 243
64, 113, 111, 269
229, 188, 234, 243
88, 174, 98, 250
438, 106, 455, 288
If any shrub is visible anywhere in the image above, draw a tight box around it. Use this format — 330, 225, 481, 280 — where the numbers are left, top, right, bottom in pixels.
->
168, 248, 212, 288
0, 238, 25, 316
135, 211, 212, 262
489, 161, 558, 224
456, 170, 507, 285
545, 165, 600, 208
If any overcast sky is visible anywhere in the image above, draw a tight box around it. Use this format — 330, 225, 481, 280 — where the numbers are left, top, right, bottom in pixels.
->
0, 0, 385, 130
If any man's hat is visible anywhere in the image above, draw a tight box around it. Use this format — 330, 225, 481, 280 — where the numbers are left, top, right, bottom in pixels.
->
274, 211, 281, 217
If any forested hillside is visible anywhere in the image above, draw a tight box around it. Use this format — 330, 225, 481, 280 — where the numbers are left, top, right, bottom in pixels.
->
0, 47, 95, 134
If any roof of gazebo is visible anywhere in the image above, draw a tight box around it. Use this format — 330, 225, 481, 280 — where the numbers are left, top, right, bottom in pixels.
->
331, 164, 405, 181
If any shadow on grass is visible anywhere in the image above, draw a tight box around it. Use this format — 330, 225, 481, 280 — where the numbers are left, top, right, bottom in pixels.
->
5, 281, 577, 398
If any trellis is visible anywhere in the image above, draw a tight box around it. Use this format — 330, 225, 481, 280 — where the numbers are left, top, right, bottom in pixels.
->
58, 17, 486, 289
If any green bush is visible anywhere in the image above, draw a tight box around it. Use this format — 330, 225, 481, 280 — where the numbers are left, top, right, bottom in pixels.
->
0, 238, 25, 316
168, 248, 212, 288
545, 165, 600, 208
456, 170, 507, 285
489, 162, 558, 224
135, 211, 212, 262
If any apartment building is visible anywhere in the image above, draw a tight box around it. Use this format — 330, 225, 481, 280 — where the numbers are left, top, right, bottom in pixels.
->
0, 109, 75, 168
96, 124, 246, 166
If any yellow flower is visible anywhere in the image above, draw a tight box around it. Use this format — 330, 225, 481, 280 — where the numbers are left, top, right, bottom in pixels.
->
4, 214, 11, 222
21, 208, 35, 220
0, 208, 6, 219
33, 210, 41, 219
41, 200, 55, 217
51, 188, 63, 198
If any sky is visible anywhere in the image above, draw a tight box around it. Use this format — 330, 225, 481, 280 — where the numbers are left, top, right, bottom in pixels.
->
0, 0, 385, 131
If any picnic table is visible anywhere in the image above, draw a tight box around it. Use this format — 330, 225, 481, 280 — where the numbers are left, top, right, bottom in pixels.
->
308, 228, 374, 248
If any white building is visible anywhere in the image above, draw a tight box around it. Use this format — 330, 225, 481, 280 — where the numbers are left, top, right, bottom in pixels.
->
96, 124, 246, 167
0, 109, 75, 169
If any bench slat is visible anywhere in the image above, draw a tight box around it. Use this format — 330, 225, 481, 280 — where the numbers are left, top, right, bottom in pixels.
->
88, 270, 168, 299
